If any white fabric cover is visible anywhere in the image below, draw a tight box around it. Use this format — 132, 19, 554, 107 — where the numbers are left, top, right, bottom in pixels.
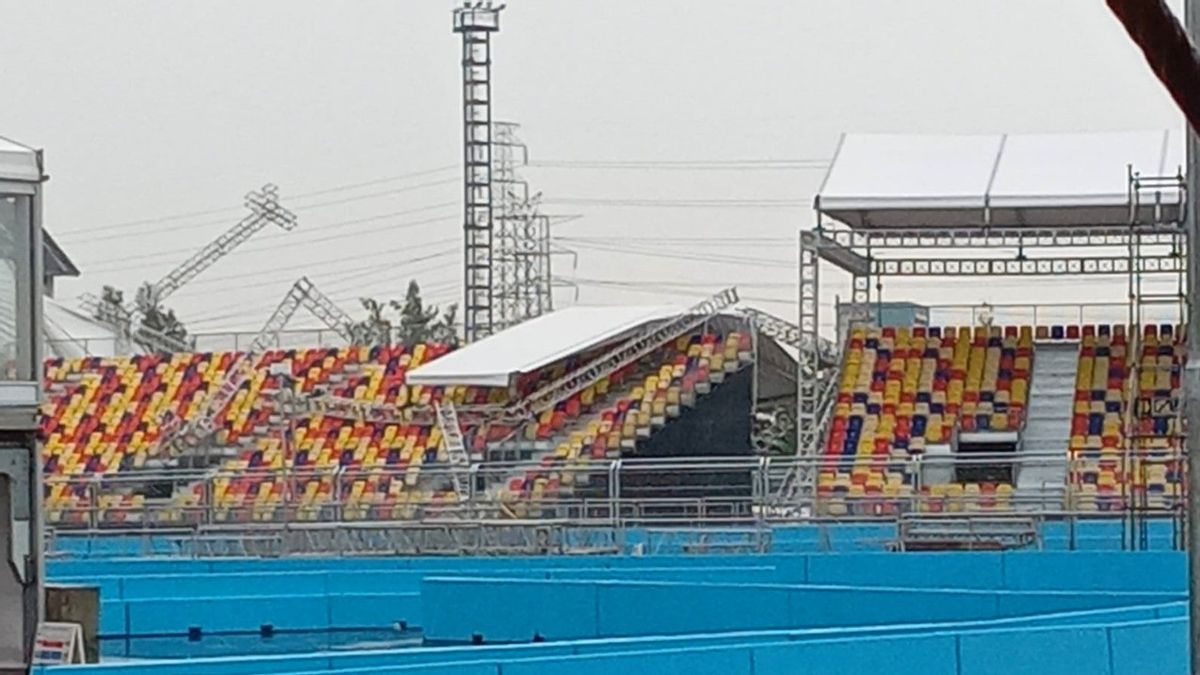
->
817, 130, 1183, 228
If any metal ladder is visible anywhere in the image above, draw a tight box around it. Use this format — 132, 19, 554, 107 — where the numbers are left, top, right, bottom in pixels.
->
435, 401, 472, 500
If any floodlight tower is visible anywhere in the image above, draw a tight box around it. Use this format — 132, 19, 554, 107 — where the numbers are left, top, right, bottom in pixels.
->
453, 1, 505, 343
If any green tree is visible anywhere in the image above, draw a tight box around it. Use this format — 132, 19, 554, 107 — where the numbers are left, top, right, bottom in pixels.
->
354, 280, 460, 347
347, 297, 393, 345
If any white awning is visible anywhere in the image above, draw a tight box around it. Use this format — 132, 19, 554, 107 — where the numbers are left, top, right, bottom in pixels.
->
407, 305, 681, 387
0, 136, 40, 183
816, 130, 1183, 228
43, 296, 121, 358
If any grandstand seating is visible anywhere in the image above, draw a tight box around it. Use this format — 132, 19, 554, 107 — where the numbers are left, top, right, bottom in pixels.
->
39, 317, 1188, 524
495, 331, 752, 515
819, 322, 1186, 516
40, 329, 753, 524
819, 324, 1032, 515
42, 343, 460, 524
1069, 324, 1185, 512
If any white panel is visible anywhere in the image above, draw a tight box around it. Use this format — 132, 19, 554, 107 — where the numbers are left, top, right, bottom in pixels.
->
0, 137, 39, 183
42, 297, 120, 358
407, 304, 682, 387
817, 133, 1001, 209
817, 130, 1183, 228
989, 130, 1169, 207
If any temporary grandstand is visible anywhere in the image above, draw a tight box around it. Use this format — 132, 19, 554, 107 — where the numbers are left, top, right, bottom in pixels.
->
35, 130, 1197, 555
799, 129, 1188, 547
41, 287, 819, 530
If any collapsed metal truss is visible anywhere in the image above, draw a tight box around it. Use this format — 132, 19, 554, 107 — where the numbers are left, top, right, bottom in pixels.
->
250, 276, 358, 351
511, 287, 741, 419
740, 307, 838, 373
145, 277, 358, 462
80, 184, 297, 354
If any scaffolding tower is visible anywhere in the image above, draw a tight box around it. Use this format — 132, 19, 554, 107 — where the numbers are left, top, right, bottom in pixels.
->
453, 2, 504, 343
1123, 169, 1189, 550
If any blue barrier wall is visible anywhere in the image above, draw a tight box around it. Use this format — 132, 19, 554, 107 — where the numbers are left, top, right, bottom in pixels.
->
36, 615, 1187, 675
419, 576, 1180, 642
50, 550, 1185, 592
49, 550, 1186, 640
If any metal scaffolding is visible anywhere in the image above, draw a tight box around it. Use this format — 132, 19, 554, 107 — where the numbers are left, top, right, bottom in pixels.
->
81, 183, 297, 354
453, 2, 504, 343
799, 165, 1190, 508
492, 121, 553, 330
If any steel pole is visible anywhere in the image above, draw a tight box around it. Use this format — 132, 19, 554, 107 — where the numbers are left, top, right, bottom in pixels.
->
1186, 2, 1200, 673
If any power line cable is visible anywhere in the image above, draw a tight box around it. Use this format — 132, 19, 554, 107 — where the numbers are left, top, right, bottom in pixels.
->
564, 239, 794, 268
83, 209, 458, 273
165, 242, 460, 297
56, 165, 458, 241
543, 197, 808, 209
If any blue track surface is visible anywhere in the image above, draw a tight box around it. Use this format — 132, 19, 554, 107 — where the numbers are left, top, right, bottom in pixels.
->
39, 523, 1188, 674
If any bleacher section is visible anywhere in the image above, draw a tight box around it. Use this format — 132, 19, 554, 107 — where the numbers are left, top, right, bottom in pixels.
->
42, 344, 456, 523
1069, 324, 1185, 512
820, 325, 1031, 515
40, 328, 753, 525
497, 332, 752, 514
820, 322, 1185, 516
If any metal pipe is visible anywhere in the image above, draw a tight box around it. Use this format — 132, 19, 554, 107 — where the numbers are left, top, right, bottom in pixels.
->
1182, 1, 1200, 671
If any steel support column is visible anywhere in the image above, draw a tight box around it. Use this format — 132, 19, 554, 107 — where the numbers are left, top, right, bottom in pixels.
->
796, 230, 821, 504
453, 4, 503, 343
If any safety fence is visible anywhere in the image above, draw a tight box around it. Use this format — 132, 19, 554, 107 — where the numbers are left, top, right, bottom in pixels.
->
43, 453, 1186, 540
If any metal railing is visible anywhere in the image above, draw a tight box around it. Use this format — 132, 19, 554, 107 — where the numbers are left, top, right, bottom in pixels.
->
42, 452, 1186, 531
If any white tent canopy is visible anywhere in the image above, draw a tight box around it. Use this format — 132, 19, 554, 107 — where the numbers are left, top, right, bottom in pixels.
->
43, 297, 121, 358
407, 304, 684, 388
816, 130, 1184, 229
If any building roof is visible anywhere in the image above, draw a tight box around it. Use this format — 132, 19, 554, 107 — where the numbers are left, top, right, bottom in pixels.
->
44, 231, 80, 279
816, 130, 1183, 229
44, 295, 120, 358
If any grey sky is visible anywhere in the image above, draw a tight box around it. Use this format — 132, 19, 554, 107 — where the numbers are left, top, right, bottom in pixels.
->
0, 0, 1186, 336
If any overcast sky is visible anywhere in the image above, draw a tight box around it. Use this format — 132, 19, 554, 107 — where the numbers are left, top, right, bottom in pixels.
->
0, 0, 1187, 337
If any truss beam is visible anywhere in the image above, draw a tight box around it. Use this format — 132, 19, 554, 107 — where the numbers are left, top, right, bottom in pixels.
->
819, 224, 1185, 251
867, 254, 1184, 277
740, 307, 838, 370
510, 288, 740, 419
249, 277, 357, 352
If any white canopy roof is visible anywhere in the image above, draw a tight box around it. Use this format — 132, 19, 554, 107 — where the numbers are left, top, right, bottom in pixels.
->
407, 304, 681, 387
816, 130, 1183, 228
43, 296, 121, 358
0, 136, 40, 183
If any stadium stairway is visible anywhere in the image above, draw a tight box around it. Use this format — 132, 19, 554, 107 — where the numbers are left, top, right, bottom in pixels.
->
1015, 341, 1076, 496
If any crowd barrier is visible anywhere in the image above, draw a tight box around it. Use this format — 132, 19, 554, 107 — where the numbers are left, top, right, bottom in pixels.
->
47, 518, 1186, 562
